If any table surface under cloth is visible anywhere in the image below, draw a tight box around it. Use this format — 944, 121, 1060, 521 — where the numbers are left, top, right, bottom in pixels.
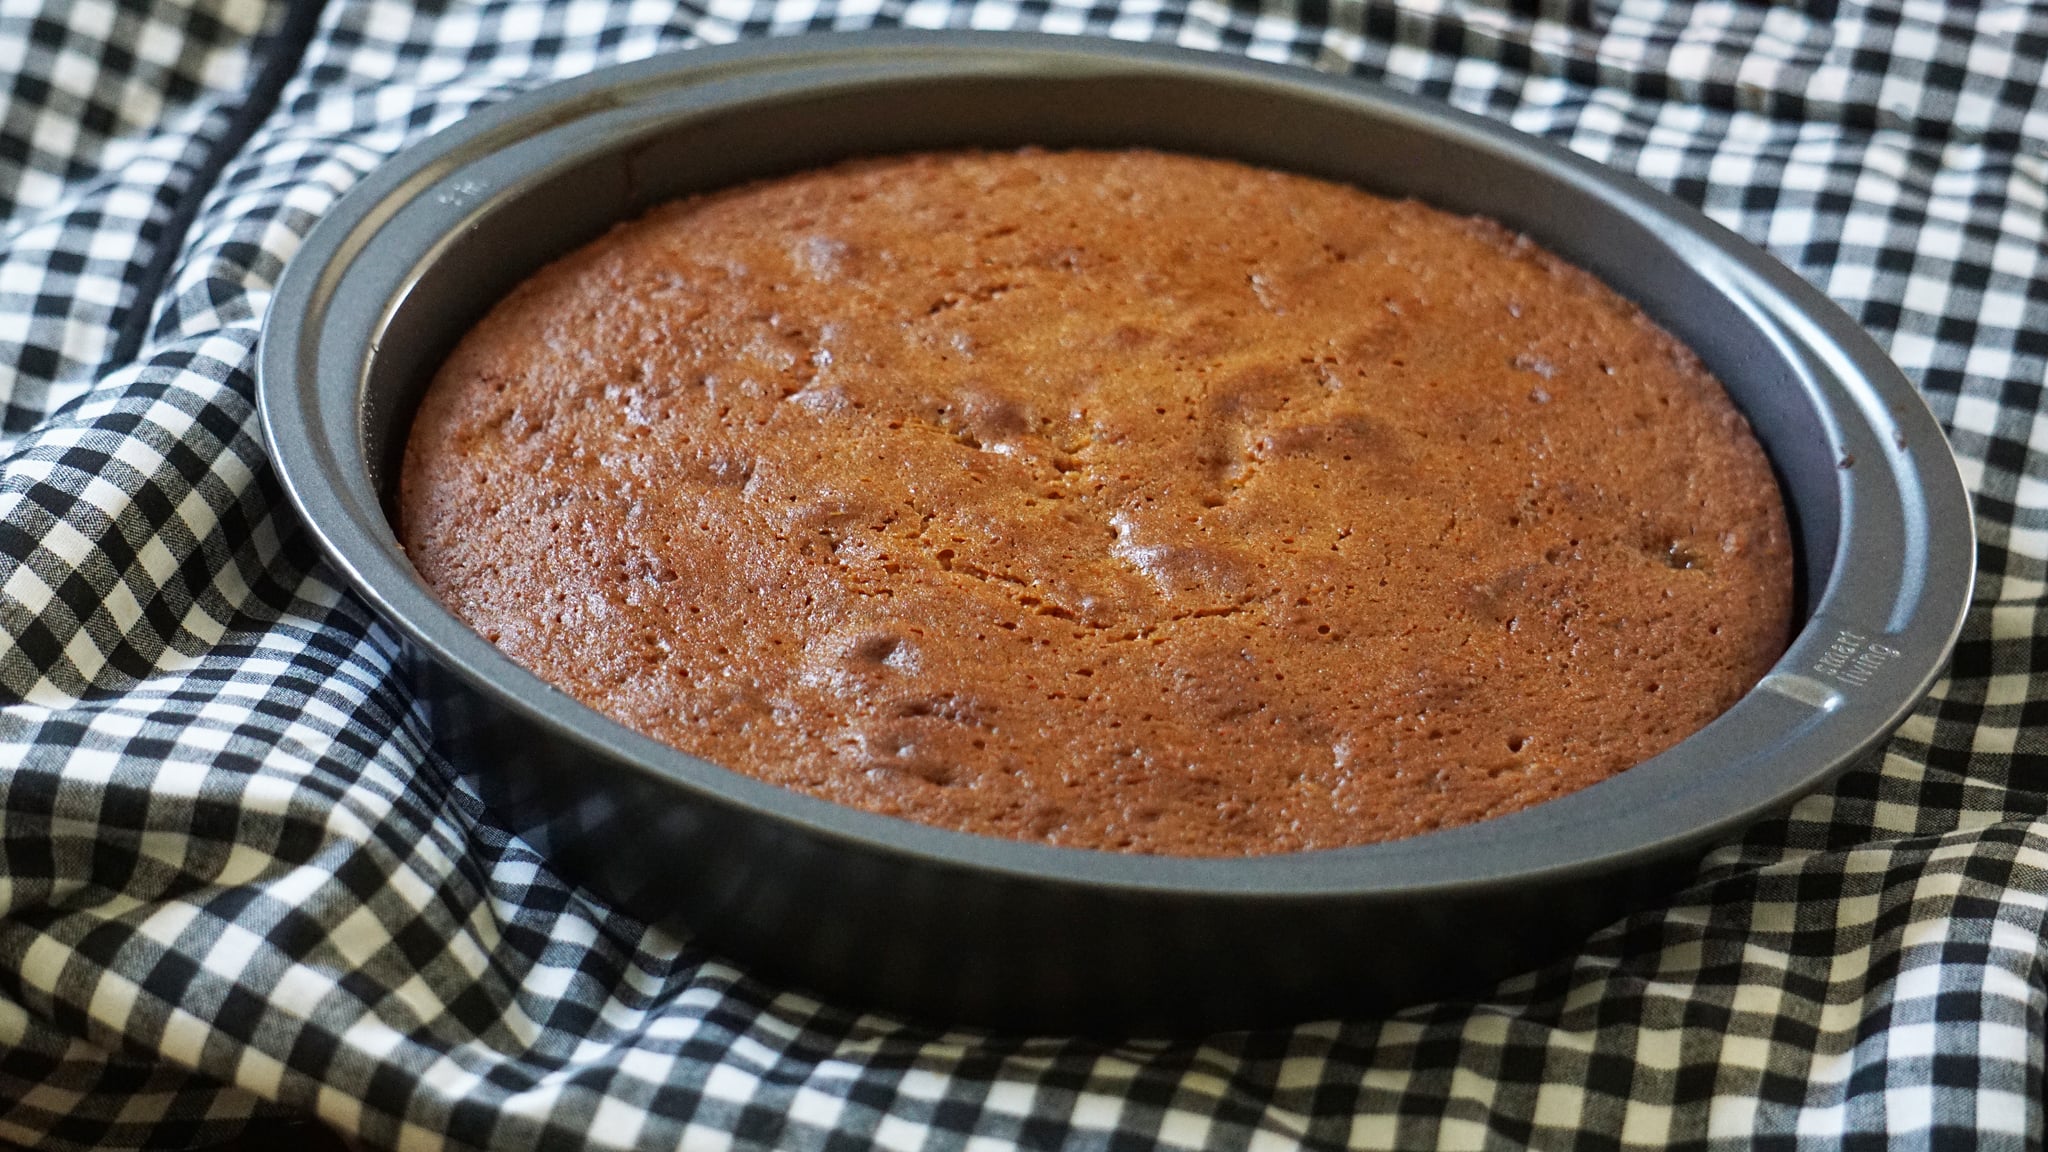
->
0, 0, 2042, 1148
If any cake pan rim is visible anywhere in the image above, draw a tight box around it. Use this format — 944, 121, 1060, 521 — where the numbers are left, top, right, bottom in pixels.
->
258, 31, 1975, 899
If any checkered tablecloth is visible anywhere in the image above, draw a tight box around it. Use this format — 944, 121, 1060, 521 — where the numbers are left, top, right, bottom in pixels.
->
0, 0, 2041, 1147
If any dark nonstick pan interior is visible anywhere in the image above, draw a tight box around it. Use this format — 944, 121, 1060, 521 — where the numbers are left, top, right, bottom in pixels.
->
260, 32, 1974, 1034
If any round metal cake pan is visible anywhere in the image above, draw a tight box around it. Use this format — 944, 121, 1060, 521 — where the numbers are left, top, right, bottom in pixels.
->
259, 32, 1975, 1034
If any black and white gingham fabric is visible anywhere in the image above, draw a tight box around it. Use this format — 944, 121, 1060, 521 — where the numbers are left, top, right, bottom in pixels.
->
1, 0, 2043, 1147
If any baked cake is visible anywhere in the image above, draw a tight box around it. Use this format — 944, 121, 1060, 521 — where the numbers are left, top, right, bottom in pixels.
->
399, 149, 1794, 855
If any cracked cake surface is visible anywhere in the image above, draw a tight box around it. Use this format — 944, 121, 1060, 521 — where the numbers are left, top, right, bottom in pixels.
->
399, 148, 1794, 855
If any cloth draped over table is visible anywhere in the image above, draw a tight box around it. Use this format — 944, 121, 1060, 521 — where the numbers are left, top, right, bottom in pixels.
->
0, 0, 2041, 1147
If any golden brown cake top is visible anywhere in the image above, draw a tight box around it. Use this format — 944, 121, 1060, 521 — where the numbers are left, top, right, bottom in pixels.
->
400, 148, 1793, 856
